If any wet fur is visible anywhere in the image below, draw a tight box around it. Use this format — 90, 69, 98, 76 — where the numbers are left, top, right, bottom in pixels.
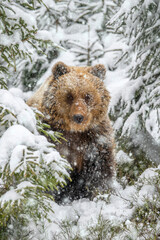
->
27, 62, 116, 201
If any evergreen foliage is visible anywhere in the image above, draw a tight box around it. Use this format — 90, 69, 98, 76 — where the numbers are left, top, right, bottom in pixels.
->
52, 166, 160, 240
0, 0, 121, 90
60, 0, 118, 65
0, 90, 70, 239
0, 0, 60, 90
109, 0, 160, 165
0, 1, 70, 239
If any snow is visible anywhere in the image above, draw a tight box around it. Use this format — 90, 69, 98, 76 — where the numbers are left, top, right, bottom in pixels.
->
106, 69, 129, 104
139, 167, 159, 180
10, 145, 27, 172
146, 109, 160, 144
137, 185, 155, 206
0, 122, 69, 177
0, 2, 36, 48
0, 189, 23, 207
143, 0, 156, 8
0, 88, 70, 186
42, 188, 134, 239
116, 150, 133, 164
0, 89, 37, 133
0, 0, 160, 239
31, 165, 160, 239
110, 0, 139, 21
10, 5, 36, 28
0, 125, 35, 170
27, 180, 138, 240
17, 181, 36, 191
37, 51, 75, 87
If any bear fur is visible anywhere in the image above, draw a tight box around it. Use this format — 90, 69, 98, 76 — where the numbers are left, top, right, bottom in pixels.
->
27, 62, 115, 202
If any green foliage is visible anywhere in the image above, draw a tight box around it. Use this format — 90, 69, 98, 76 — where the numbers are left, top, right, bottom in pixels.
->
116, 146, 157, 187
0, 2, 34, 70
53, 214, 122, 240
35, 111, 67, 144
51, 167, 160, 240
62, 0, 117, 65
52, 219, 82, 240
0, 1, 70, 237
0, 78, 7, 90
0, 132, 70, 238
0, 201, 32, 240
0, 90, 71, 239
0, 105, 18, 136
117, 157, 156, 190
87, 214, 122, 240
0, 0, 59, 90
109, 0, 160, 164
133, 199, 159, 239
128, 169, 160, 240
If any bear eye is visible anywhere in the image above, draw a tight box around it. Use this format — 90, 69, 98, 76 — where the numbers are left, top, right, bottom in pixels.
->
66, 93, 74, 104
84, 93, 92, 104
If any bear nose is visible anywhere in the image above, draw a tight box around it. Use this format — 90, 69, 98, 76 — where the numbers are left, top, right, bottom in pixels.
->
73, 114, 84, 124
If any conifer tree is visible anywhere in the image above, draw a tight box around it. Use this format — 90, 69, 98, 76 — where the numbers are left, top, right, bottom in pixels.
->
109, 0, 160, 166
0, 1, 70, 239
62, 0, 117, 65
0, 0, 60, 91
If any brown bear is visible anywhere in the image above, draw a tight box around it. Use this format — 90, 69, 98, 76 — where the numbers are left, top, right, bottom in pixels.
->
27, 62, 115, 202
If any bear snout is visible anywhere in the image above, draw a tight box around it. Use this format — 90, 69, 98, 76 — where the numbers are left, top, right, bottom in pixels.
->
73, 114, 84, 124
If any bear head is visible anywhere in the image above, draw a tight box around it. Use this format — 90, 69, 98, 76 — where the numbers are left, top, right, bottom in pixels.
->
30, 62, 110, 132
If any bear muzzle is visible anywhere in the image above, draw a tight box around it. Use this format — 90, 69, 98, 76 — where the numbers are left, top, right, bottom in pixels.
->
68, 98, 92, 131
73, 114, 84, 124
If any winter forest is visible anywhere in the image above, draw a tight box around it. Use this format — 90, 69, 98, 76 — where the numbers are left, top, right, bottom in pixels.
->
0, 0, 160, 239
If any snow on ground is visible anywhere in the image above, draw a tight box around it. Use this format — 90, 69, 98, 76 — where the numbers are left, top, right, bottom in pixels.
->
32, 165, 159, 240
30, 180, 136, 240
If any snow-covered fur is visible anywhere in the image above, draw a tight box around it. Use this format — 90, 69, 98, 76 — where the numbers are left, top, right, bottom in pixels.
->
27, 62, 116, 201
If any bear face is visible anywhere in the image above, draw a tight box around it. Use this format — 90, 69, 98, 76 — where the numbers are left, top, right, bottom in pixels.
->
29, 62, 110, 133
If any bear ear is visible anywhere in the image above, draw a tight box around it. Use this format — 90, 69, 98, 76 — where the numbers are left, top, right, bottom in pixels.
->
89, 64, 106, 80
52, 62, 70, 80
